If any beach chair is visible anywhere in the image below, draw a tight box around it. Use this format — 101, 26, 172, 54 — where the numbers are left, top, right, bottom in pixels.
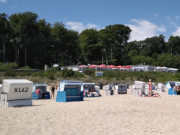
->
166, 81, 177, 95
156, 83, 165, 92
1, 79, 33, 107
133, 81, 146, 97
32, 83, 50, 99
104, 84, 114, 96
83, 83, 101, 97
117, 84, 127, 94
56, 80, 84, 102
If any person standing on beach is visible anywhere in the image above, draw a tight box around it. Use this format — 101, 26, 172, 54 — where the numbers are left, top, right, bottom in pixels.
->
50, 83, 56, 98
148, 79, 152, 96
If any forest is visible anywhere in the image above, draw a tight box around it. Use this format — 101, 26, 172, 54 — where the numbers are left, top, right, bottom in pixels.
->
1, 12, 180, 69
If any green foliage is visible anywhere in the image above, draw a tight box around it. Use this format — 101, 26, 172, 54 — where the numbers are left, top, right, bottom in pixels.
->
156, 54, 180, 68
101, 70, 180, 84
167, 36, 180, 55
8, 63, 18, 69
131, 55, 154, 65
0, 62, 17, 72
47, 73, 55, 80
0, 63, 17, 76
1, 11, 180, 70
104, 70, 118, 78
1, 64, 180, 84
128, 49, 138, 57
139, 35, 166, 56
79, 29, 102, 63
32, 68, 56, 80
45, 68, 57, 79
19, 66, 31, 69
99, 24, 131, 64
108, 59, 117, 65
73, 71, 84, 78
4, 68, 16, 77
131, 55, 146, 65
84, 69, 95, 76
62, 68, 74, 77
32, 68, 83, 79
0, 63, 9, 71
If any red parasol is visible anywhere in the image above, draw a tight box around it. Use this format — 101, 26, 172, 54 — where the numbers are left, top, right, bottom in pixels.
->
78, 65, 88, 68
116, 65, 124, 68
98, 64, 107, 68
124, 66, 132, 69
107, 65, 116, 68
89, 65, 98, 68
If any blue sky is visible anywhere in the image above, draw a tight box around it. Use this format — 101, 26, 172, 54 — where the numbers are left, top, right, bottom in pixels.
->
1, 0, 180, 41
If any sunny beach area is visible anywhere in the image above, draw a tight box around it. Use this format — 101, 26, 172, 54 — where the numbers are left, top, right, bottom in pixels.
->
1, 0, 180, 135
1, 85, 180, 135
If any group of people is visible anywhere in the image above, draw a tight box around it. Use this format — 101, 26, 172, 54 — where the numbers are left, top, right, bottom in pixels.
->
83, 84, 101, 97
49, 82, 101, 99
50, 79, 162, 99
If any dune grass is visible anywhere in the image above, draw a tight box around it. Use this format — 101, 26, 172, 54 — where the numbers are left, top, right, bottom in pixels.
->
1, 68, 179, 85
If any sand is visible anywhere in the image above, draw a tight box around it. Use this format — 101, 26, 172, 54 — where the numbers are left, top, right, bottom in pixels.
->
1, 86, 180, 135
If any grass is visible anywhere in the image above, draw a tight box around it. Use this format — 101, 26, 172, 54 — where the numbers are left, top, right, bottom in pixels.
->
0, 68, 180, 85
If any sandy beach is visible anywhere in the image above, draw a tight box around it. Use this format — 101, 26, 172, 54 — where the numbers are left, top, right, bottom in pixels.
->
1, 87, 180, 135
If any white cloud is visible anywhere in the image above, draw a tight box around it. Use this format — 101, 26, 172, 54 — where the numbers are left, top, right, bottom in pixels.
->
65, 21, 100, 33
127, 19, 166, 41
87, 23, 98, 29
172, 27, 180, 36
170, 22, 178, 28
0, 0, 7, 3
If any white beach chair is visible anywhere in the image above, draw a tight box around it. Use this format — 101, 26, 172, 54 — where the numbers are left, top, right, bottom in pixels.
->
157, 83, 165, 92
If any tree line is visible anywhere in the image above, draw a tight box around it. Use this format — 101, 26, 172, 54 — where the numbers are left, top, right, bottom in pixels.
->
1, 12, 180, 69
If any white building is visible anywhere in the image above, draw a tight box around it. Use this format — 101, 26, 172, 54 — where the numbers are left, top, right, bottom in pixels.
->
66, 66, 79, 71
132, 65, 155, 72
